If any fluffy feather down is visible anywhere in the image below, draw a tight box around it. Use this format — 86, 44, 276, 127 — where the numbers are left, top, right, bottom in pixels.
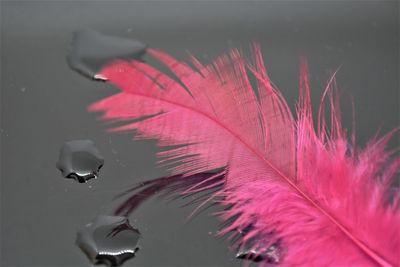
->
89, 45, 399, 266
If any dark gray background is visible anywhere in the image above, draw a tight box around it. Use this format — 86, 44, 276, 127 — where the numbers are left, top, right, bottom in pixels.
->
1, 1, 399, 267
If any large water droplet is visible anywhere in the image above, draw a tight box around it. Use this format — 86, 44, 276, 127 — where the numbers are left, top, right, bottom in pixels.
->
66, 29, 147, 80
56, 139, 104, 183
76, 215, 140, 267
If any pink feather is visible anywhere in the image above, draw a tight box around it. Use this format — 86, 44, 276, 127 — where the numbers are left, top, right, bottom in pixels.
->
89, 45, 399, 266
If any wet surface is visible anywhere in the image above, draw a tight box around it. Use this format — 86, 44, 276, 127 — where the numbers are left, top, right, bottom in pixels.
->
1, 2, 398, 266
56, 139, 104, 183
236, 249, 265, 263
234, 224, 281, 264
76, 215, 140, 266
236, 244, 281, 264
67, 29, 147, 80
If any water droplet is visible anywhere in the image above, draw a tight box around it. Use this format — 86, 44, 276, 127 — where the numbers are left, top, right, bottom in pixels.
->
235, 224, 281, 264
236, 244, 281, 264
236, 249, 264, 262
66, 29, 147, 80
20, 87, 26, 92
56, 139, 104, 183
76, 215, 140, 267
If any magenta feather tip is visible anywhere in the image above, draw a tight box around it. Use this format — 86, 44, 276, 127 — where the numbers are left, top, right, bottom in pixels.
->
89, 45, 399, 266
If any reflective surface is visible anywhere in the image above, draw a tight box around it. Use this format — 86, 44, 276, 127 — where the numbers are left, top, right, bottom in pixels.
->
1, 1, 398, 266
67, 29, 147, 80
57, 139, 104, 183
76, 215, 140, 267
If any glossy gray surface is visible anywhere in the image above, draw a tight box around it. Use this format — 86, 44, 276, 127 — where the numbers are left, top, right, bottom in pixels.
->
1, 1, 398, 267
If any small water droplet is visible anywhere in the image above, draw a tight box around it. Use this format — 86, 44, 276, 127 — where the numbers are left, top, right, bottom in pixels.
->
236, 249, 264, 262
236, 244, 281, 264
76, 215, 140, 267
66, 28, 147, 80
20, 87, 26, 92
235, 224, 281, 264
56, 139, 104, 183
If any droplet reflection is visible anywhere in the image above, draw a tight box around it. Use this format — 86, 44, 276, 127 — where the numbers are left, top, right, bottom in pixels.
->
76, 215, 140, 267
56, 139, 104, 183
